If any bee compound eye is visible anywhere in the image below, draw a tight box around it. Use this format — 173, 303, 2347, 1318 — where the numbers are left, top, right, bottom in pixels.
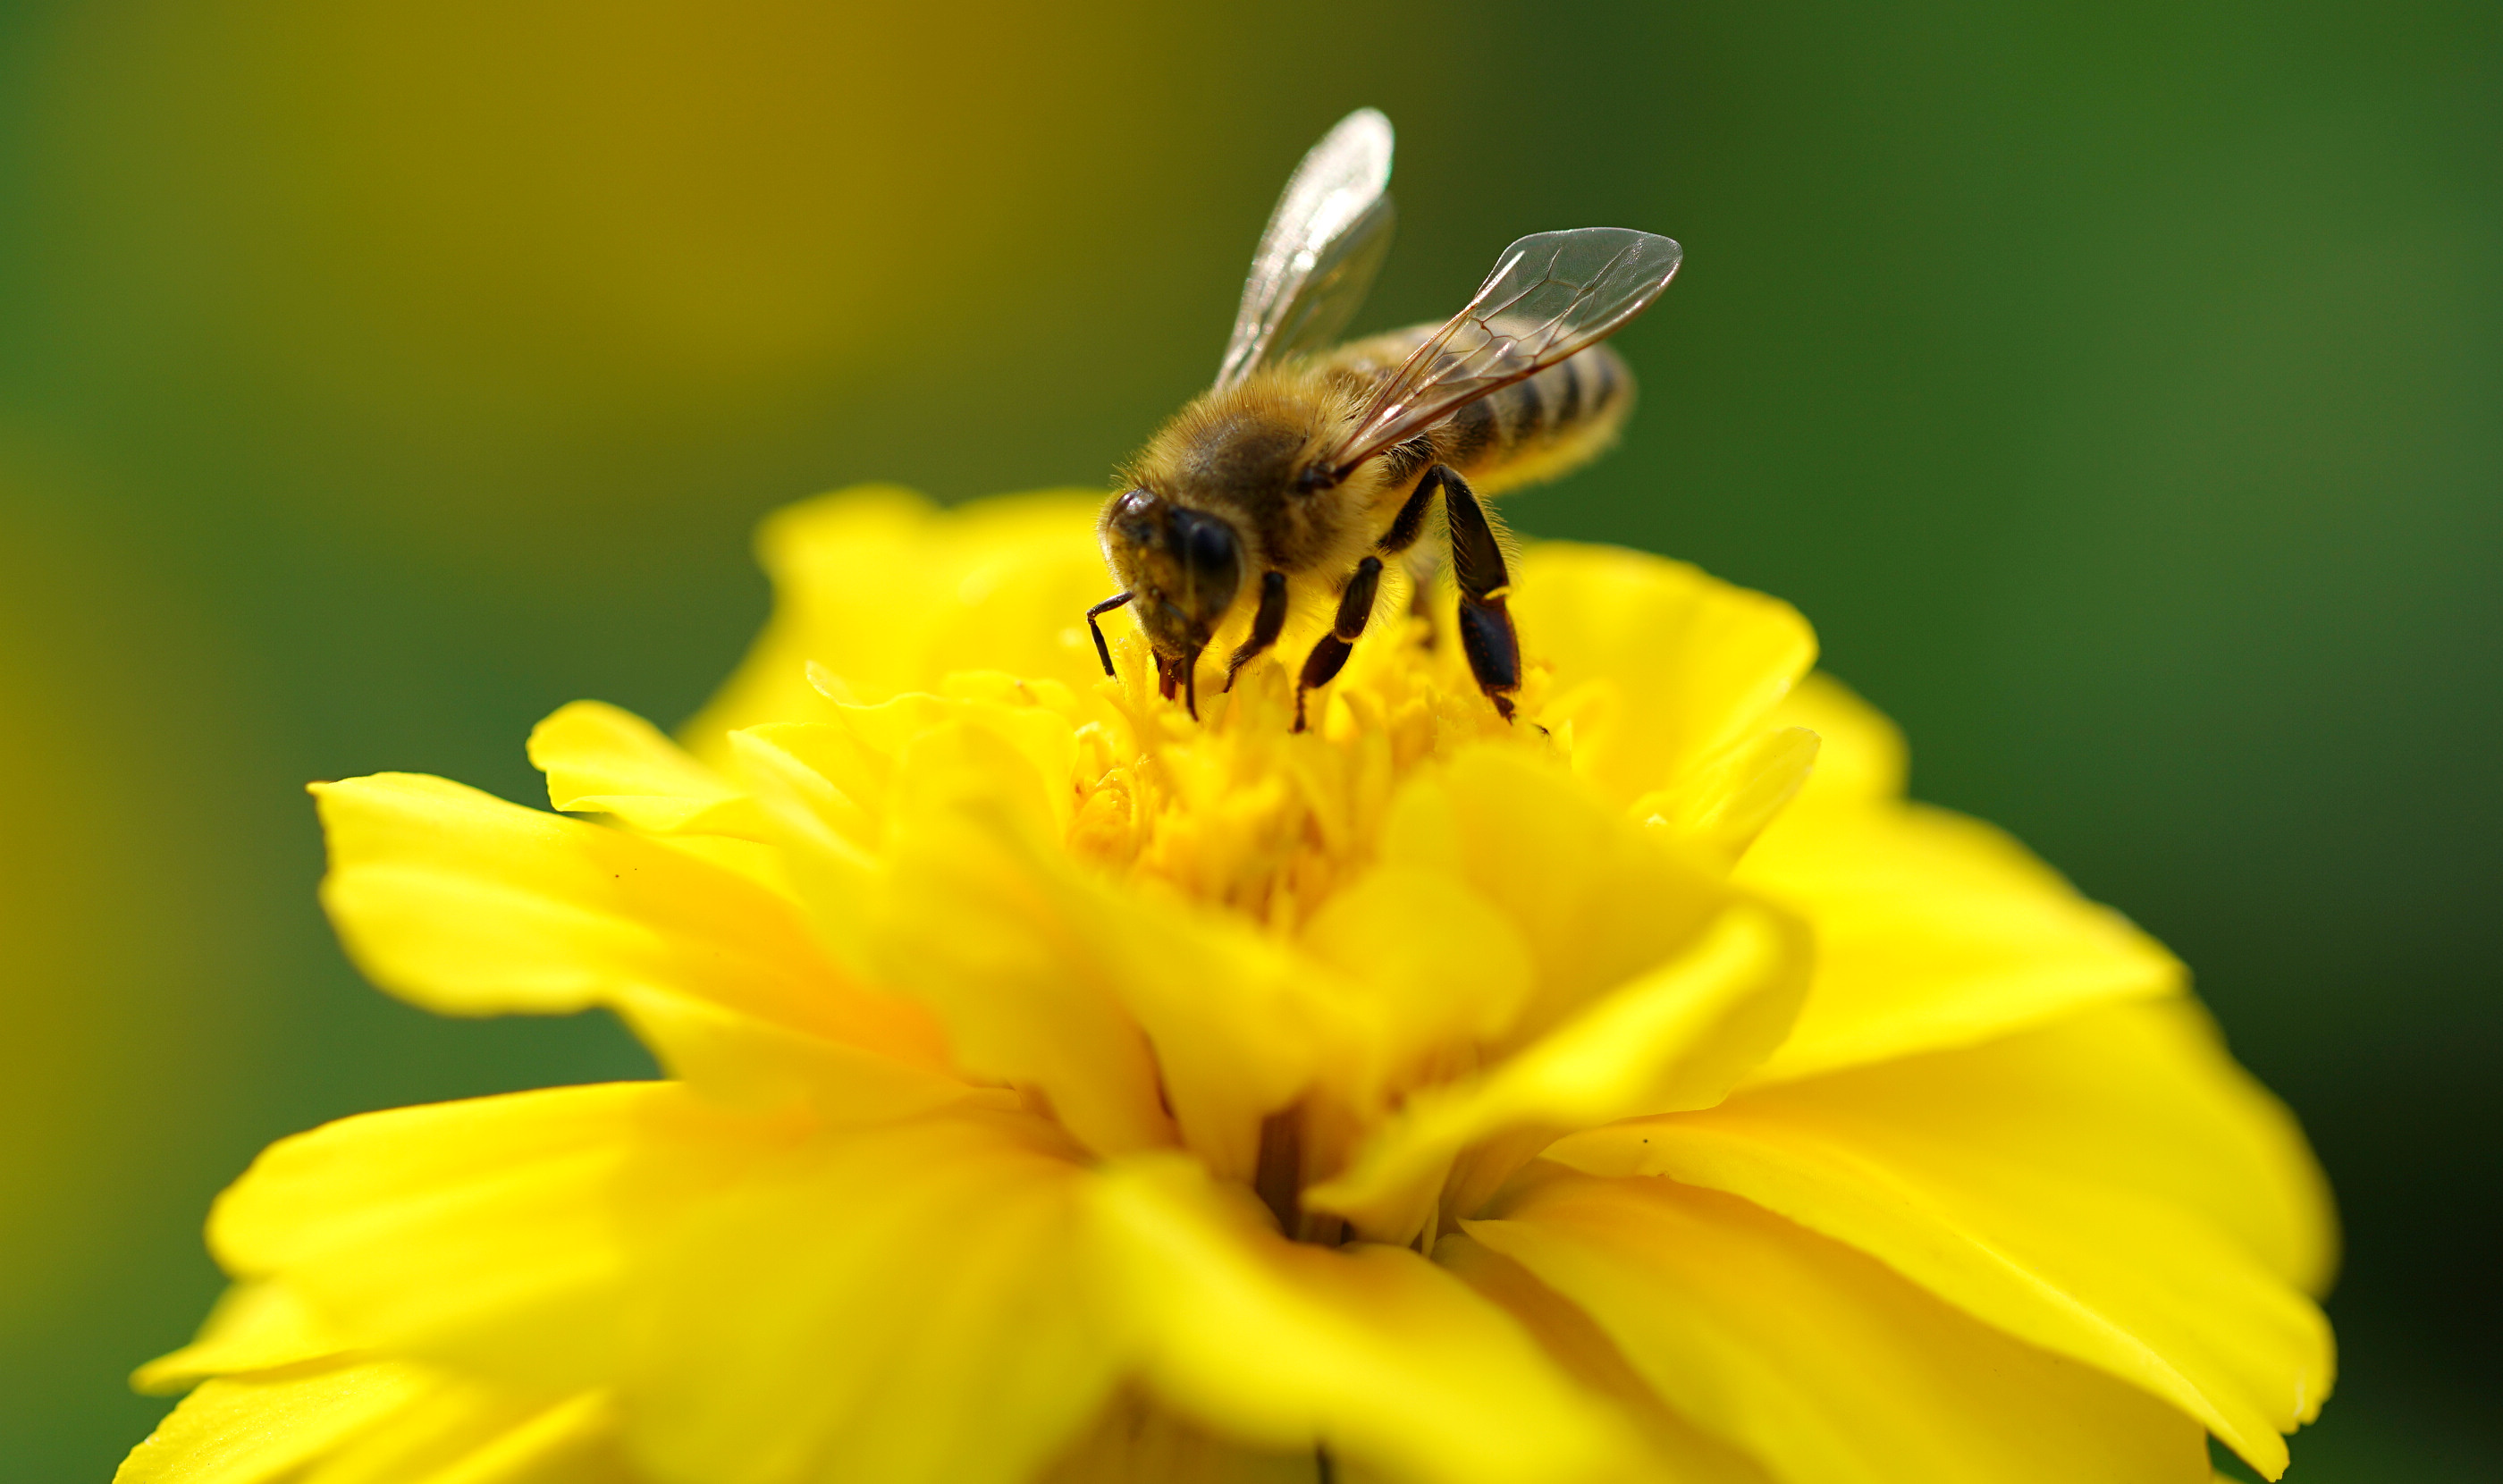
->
1170, 510, 1242, 619
1185, 516, 1237, 577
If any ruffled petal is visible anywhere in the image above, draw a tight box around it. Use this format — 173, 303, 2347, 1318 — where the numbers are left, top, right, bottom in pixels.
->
740, 713, 1182, 1159
114, 1362, 434, 1484
1546, 999, 2332, 1476
686, 487, 1113, 754
740, 699, 1380, 1175
1308, 903, 1808, 1244
1041, 1396, 1335, 1484
133, 1281, 349, 1395
1088, 1156, 1649, 1484
118, 1362, 628, 1484
1511, 544, 1816, 809
297, 1381, 625, 1484
627, 1107, 1111, 1484
1382, 748, 1739, 1041
1435, 1235, 1778, 1484
313, 772, 954, 1102
206, 1083, 762, 1390
1469, 1168, 2211, 1484
1297, 864, 1536, 1112
1763, 673, 1906, 806
1737, 790, 2180, 1085
1628, 726, 1821, 866
528, 700, 771, 839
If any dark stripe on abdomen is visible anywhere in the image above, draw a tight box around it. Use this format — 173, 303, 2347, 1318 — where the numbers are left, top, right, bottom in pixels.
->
1448, 397, 1496, 465
1453, 342, 1630, 476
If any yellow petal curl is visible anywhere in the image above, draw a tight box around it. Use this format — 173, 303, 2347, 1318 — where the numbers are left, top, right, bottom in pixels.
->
312, 772, 956, 1110
1087, 1156, 1650, 1484
1739, 677, 2184, 1083
115, 1361, 627, 1484
626, 1107, 1112, 1484
1508, 544, 1817, 808
1469, 1168, 2212, 1484
1546, 999, 2333, 1477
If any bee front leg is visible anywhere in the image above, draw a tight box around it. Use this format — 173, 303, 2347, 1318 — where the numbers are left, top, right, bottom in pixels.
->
1224, 571, 1290, 692
1085, 591, 1134, 677
1294, 556, 1383, 732
1430, 464, 1521, 721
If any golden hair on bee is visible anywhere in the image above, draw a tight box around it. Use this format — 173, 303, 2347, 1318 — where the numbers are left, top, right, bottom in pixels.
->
1087, 108, 1679, 729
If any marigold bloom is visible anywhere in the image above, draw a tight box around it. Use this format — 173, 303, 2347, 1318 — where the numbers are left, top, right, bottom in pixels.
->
120, 488, 2334, 1484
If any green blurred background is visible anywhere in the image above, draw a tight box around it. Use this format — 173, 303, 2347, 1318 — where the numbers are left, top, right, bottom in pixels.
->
1, 1, 2493, 1477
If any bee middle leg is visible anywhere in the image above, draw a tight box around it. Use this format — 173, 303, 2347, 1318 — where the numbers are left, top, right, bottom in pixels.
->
1377, 476, 1445, 649
1293, 556, 1383, 732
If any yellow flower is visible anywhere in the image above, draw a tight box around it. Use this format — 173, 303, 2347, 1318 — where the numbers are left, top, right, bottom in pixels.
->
119, 487, 2335, 1484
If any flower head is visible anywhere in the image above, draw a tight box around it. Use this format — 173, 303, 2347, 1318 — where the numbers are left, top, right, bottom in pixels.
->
121, 488, 2333, 1484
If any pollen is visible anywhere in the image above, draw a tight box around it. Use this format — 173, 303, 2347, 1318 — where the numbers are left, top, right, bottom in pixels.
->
1067, 603, 1550, 932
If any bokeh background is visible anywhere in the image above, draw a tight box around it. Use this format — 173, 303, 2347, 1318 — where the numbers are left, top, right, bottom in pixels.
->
1, 1, 2493, 1477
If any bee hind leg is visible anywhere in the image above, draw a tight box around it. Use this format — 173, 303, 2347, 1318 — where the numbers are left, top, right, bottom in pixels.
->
1294, 556, 1384, 732
1430, 464, 1521, 721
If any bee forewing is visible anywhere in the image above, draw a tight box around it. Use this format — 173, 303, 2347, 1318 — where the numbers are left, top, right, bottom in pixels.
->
1319, 227, 1681, 476
1215, 108, 1396, 390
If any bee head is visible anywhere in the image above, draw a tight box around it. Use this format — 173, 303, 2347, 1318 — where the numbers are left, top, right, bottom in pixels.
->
1100, 488, 1243, 658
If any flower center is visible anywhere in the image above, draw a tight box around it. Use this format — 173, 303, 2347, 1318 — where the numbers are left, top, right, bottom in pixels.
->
1064, 627, 1541, 932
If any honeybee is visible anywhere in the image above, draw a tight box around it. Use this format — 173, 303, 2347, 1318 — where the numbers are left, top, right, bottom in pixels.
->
1089, 108, 1681, 729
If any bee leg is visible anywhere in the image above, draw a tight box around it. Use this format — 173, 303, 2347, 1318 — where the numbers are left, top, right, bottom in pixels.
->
1294, 556, 1384, 732
1155, 645, 1207, 719
1403, 552, 1442, 649
1085, 591, 1134, 678
1377, 475, 1438, 556
1432, 464, 1521, 721
1224, 571, 1290, 691
1379, 471, 1445, 648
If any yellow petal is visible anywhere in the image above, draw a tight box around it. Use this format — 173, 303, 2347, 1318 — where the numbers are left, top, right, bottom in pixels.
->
1512, 544, 1816, 809
686, 486, 1113, 757
1628, 726, 1821, 865
1042, 1395, 1329, 1484
114, 1361, 434, 1484
1470, 1168, 2210, 1484
749, 700, 1361, 1174
1577, 994, 2334, 1285
1546, 999, 2331, 1476
313, 772, 950, 1093
1738, 792, 2180, 1083
133, 1281, 348, 1395
128, 1363, 627, 1484
1088, 1155, 1648, 1484
1309, 903, 1808, 1244
854, 719, 1180, 1158
207, 1083, 737, 1389
1435, 1235, 1778, 1484
1762, 672, 1906, 807
626, 1107, 1109, 1484
1297, 864, 1535, 1111
300, 1384, 626, 1484
1382, 748, 1735, 1042
527, 699, 771, 839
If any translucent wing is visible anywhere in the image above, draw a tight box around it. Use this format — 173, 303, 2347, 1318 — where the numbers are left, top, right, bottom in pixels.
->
1314, 227, 1683, 478
1215, 108, 1395, 390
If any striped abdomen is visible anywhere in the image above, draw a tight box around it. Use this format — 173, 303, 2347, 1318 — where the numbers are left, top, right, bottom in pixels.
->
1326, 325, 1638, 497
